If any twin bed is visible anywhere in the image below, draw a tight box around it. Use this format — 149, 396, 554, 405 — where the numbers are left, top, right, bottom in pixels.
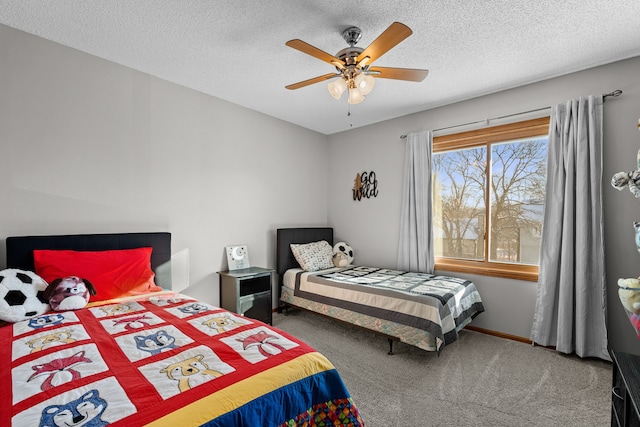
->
276, 227, 485, 354
1, 232, 363, 427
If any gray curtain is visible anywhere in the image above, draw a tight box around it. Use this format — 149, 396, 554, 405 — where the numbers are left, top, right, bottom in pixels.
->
397, 130, 435, 273
530, 95, 609, 361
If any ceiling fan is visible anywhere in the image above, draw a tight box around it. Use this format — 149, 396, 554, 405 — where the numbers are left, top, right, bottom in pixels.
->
285, 22, 429, 105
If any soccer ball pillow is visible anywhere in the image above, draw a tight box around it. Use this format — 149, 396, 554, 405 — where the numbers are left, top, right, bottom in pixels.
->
0, 269, 50, 323
332, 242, 354, 267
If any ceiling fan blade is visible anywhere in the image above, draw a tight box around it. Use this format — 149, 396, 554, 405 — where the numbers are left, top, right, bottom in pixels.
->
368, 66, 429, 82
286, 39, 345, 69
356, 22, 413, 65
285, 73, 340, 90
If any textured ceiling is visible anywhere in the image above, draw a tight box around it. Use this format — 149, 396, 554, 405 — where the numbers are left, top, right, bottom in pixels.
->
2, 1, 640, 135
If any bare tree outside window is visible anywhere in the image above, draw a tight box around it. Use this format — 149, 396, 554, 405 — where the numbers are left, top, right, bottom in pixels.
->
433, 147, 486, 260
489, 137, 547, 264
433, 136, 547, 267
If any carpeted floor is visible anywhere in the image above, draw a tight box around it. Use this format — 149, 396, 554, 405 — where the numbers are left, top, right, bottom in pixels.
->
273, 310, 612, 427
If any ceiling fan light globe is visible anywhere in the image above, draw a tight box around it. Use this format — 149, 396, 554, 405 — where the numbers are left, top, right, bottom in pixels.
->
355, 73, 375, 95
348, 88, 365, 105
327, 78, 347, 100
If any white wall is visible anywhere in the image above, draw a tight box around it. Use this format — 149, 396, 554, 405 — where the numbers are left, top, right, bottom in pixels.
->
0, 24, 329, 306
328, 56, 640, 354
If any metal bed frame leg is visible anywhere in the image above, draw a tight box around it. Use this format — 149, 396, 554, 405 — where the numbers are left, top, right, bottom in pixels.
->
278, 303, 290, 316
387, 338, 394, 355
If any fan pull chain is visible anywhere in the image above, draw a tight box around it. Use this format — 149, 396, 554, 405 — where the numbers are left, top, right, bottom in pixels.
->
348, 104, 353, 127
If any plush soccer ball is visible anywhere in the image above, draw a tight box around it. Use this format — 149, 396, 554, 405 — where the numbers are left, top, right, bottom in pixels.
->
0, 269, 50, 323
332, 242, 354, 267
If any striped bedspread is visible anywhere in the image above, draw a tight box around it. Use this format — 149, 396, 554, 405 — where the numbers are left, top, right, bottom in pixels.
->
294, 266, 484, 350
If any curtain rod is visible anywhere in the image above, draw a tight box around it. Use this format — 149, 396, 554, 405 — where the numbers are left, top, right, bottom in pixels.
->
400, 89, 623, 139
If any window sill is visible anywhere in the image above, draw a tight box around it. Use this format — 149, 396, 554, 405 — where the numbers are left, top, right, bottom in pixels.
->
435, 259, 538, 282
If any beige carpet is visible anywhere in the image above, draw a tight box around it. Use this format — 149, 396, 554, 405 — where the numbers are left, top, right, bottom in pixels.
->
273, 310, 612, 427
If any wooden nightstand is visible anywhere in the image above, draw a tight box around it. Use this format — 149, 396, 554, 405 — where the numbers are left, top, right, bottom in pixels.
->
218, 267, 274, 325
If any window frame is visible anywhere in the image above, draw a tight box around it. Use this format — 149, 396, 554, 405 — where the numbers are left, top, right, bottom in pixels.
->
432, 116, 550, 282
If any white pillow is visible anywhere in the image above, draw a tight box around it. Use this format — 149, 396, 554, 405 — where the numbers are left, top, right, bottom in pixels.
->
290, 240, 334, 272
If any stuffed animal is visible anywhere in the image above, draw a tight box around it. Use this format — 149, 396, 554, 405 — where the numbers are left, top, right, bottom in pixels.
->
618, 277, 640, 337
0, 268, 50, 323
332, 242, 354, 267
611, 149, 640, 198
44, 276, 96, 311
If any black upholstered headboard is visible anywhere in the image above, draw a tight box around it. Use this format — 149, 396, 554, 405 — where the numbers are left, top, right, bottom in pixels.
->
276, 227, 333, 305
5, 232, 172, 289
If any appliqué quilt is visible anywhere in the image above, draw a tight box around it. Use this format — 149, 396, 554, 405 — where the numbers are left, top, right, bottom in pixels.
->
1, 292, 363, 426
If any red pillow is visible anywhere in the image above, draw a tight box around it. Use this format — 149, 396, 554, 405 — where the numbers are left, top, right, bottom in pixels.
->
34, 247, 162, 302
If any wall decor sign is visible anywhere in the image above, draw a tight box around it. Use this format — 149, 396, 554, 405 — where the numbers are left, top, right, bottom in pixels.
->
225, 245, 250, 270
353, 171, 378, 201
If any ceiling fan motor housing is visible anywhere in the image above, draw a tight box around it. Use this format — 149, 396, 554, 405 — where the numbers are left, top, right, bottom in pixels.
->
334, 47, 365, 82
336, 47, 364, 66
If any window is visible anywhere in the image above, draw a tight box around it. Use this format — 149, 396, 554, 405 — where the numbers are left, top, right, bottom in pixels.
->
432, 117, 549, 281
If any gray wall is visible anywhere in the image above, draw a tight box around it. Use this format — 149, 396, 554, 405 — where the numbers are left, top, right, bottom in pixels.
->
0, 24, 329, 306
327, 56, 640, 354
2, 22, 640, 355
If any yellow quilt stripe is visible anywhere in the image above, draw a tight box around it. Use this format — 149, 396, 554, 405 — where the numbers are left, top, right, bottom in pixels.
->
145, 351, 335, 427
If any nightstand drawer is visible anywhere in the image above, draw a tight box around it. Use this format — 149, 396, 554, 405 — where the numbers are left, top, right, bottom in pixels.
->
239, 274, 271, 296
